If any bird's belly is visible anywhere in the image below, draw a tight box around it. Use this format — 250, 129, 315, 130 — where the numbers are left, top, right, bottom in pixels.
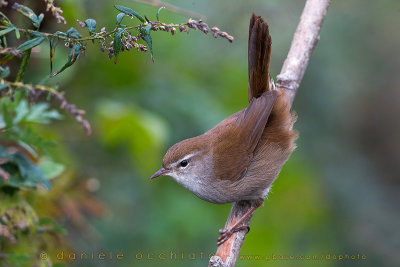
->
189, 178, 270, 204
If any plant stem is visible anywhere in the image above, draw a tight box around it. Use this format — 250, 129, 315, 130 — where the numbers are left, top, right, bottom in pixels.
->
1, 79, 62, 96
0, 22, 185, 43
15, 49, 31, 82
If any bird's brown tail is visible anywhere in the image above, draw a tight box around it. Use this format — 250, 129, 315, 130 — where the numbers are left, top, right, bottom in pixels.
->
248, 14, 272, 101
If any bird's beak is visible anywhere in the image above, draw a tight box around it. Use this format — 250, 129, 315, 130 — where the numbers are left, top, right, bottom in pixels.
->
150, 168, 170, 179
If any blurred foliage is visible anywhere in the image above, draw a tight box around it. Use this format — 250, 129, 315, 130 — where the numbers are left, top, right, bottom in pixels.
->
1, 0, 400, 267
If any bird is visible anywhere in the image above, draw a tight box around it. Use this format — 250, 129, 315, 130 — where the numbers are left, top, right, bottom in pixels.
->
151, 14, 297, 245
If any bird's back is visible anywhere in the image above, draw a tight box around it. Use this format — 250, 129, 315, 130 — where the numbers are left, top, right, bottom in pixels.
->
208, 14, 297, 202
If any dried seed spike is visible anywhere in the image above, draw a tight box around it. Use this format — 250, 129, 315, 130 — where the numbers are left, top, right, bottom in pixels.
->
179, 25, 186, 32
171, 27, 177, 35
76, 19, 86, 28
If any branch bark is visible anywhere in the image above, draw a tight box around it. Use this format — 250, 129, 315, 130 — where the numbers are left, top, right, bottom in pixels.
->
208, 0, 330, 266
277, 0, 330, 106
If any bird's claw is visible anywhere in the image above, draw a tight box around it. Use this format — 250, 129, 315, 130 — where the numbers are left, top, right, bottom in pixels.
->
217, 225, 250, 246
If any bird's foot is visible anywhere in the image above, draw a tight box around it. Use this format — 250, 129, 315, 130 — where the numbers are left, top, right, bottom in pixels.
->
217, 225, 250, 246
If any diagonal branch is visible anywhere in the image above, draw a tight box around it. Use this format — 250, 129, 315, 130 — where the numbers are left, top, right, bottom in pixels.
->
276, 0, 330, 107
208, 0, 330, 266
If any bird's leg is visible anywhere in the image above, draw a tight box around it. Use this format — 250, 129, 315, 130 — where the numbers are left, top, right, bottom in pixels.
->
217, 198, 264, 245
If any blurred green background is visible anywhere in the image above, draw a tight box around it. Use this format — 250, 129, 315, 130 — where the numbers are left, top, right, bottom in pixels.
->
8, 0, 400, 266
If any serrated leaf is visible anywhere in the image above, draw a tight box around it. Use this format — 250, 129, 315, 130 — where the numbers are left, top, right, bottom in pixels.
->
84, 19, 96, 34
17, 37, 45, 52
0, 66, 10, 78
0, 27, 15, 37
116, 13, 126, 25
142, 25, 153, 61
156, 6, 165, 21
114, 5, 145, 23
50, 44, 80, 77
113, 28, 124, 63
66, 27, 82, 39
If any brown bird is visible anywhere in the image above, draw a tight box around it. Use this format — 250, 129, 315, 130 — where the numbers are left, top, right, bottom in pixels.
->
151, 14, 297, 245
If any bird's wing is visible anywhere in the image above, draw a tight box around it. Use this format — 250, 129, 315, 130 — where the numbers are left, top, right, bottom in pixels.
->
248, 14, 272, 101
213, 91, 277, 181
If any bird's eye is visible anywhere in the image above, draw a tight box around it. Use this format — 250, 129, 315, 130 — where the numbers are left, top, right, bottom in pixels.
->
180, 159, 188, 168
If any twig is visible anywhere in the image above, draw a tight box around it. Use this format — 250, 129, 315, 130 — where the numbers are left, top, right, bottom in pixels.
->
130, 0, 206, 20
276, 0, 330, 106
1, 79, 62, 96
0, 23, 178, 43
208, 0, 330, 266
0, 19, 233, 44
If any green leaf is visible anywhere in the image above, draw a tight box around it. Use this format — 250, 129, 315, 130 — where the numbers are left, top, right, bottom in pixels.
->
9, 127, 55, 154
156, 6, 165, 21
25, 103, 63, 123
30, 31, 43, 38
50, 44, 81, 77
1, 104, 13, 128
7, 253, 30, 266
114, 5, 145, 23
37, 13, 44, 27
84, 18, 96, 34
38, 159, 65, 180
0, 27, 15, 37
17, 36, 45, 52
66, 27, 82, 39
14, 28, 20, 39
54, 31, 67, 37
0, 11, 12, 25
113, 28, 124, 63
12, 3, 43, 29
116, 13, 126, 25
38, 218, 67, 235
0, 66, 10, 78
13, 100, 29, 124
12, 152, 51, 190
142, 25, 153, 61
